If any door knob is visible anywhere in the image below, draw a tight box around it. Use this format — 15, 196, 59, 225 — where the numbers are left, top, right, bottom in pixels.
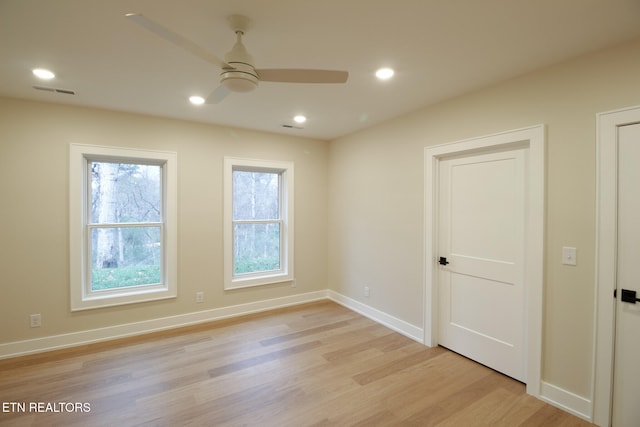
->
621, 289, 640, 304
439, 257, 450, 266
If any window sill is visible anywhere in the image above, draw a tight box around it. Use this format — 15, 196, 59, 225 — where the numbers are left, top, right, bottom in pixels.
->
224, 273, 293, 290
71, 287, 176, 311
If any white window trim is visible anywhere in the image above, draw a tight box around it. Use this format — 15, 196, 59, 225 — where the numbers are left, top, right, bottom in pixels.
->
224, 157, 294, 290
70, 144, 177, 311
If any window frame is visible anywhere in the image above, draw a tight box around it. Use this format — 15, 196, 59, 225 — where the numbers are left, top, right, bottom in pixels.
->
70, 144, 177, 311
224, 157, 294, 290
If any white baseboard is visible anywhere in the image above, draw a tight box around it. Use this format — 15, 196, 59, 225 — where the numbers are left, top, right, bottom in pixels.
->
0, 291, 329, 360
539, 381, 593, 422
327, 290, 424, 343
0, 290, 424, 360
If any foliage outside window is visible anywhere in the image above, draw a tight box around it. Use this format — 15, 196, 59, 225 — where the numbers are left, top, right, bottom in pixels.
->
224, 157, 294, 289
70, 144, 177, 310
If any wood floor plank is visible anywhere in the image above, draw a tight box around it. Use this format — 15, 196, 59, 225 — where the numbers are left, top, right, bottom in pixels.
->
0, 301, 595, 426
208, 340, 323, 378
352, 345, 444, 385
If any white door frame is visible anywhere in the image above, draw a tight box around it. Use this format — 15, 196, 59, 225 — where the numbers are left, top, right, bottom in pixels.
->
593, 105, 640, 426
424, 125, 545, 397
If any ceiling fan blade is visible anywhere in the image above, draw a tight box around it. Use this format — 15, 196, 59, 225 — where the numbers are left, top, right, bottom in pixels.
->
256, 69, 348, 84
126, 13, 230, 69
205, 85, 232, 104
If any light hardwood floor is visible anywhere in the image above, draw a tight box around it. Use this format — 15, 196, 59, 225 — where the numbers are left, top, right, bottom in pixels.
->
0, 301, 594, 426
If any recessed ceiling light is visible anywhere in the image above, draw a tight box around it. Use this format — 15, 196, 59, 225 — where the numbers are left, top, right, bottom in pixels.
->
293, 115, 307, 124
189, 96, 205, 105
32, 68, 55, 80
375, 68, 394, 80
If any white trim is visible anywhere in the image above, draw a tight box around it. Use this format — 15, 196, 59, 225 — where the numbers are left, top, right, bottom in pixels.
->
326, 290, 424, 343
424, 125, 545, 397
69, 144, 178, 311
0, 291, 328, 360
540, 381, 593, 422
593, 105, 640, 427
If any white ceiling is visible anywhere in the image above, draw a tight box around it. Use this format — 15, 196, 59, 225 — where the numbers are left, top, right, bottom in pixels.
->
2, 0, 640, 141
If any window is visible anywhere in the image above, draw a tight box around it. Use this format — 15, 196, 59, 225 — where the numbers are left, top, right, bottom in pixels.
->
224, 157, 294, 289
70, 144, 177, 310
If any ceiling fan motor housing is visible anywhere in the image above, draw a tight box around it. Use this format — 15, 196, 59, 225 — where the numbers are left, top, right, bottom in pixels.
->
220, 63, 258, 92
220, 31, 258, 92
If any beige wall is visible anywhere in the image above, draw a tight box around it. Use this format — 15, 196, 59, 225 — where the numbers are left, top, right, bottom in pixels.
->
0, 99, 328, 342
328, 37, 640, 398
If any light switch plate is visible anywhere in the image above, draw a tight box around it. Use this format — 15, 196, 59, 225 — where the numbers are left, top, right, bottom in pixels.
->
562, 247, 577, 266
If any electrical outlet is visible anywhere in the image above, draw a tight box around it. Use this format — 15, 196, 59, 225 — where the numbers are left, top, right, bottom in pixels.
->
291, 279, 297, 288
364, 286, 370, 297
30, 314, 41, 328
196, 292, 204, 303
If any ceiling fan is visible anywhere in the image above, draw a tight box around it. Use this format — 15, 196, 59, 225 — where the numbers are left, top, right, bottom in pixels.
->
126, 13, 349, 104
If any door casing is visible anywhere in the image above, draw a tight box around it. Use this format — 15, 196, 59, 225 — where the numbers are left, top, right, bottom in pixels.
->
593, 105, 640, 426
424, 125, 545, 397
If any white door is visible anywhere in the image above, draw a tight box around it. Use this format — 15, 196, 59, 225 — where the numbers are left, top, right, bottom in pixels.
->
612, 123, 640, 426
438, 148, 525, 382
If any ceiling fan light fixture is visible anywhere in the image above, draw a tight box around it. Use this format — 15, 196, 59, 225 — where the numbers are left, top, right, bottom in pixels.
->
221, 74, 258, 92
293, 115, 307, 124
